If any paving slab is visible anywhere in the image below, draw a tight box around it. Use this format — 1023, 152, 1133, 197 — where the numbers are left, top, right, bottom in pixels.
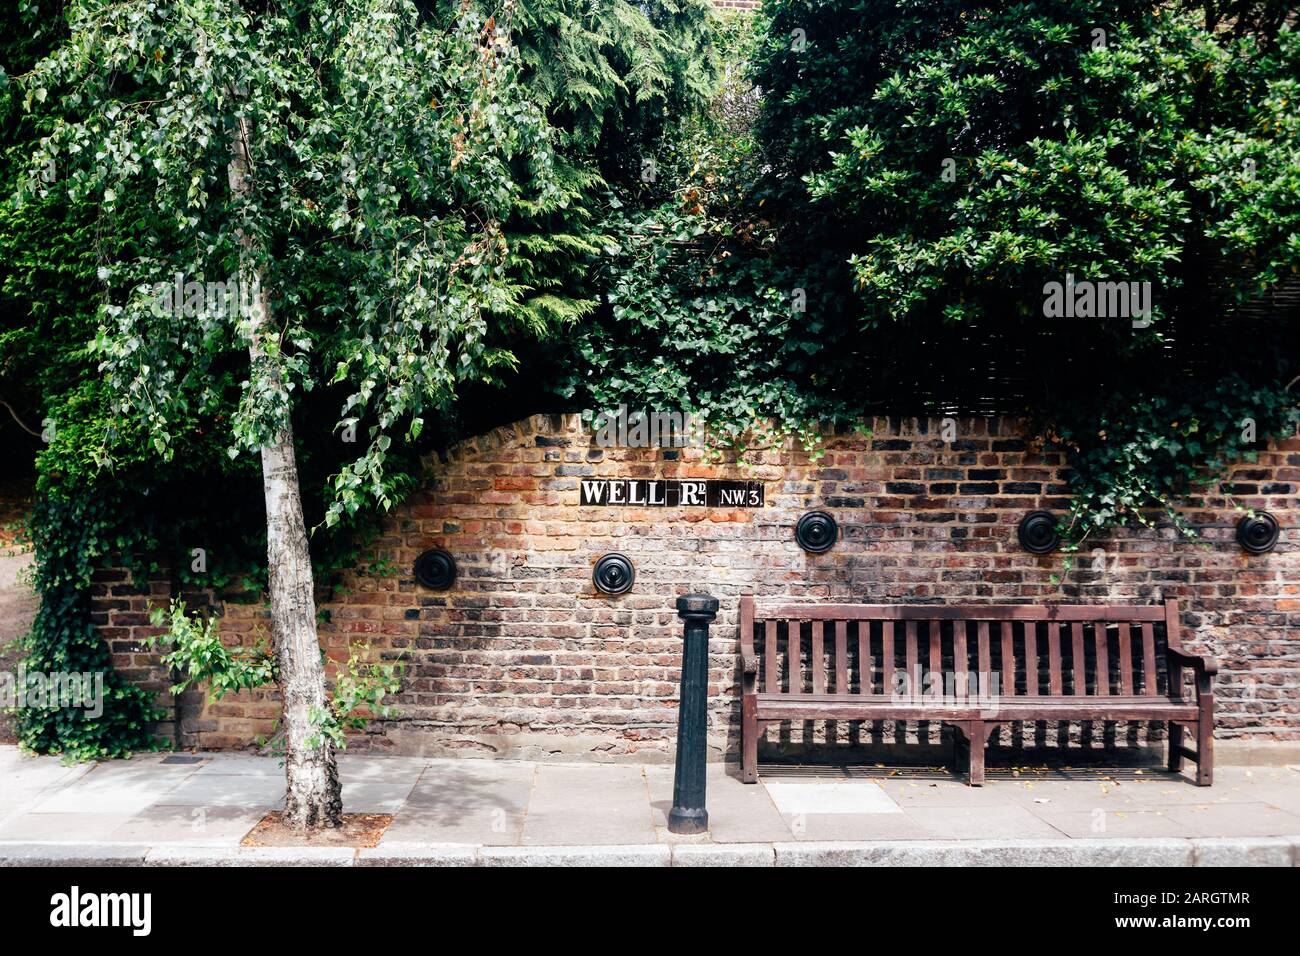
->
154, 771, 285, 809
0, 812, 137, 842
876, 778, 1023, 808
1028, 807, 1190, 839
386, 760, 533, 845
0, 750, 91, 792
520, 764, 654, 846
337, 755, 433, 781
335, 755, 425, 812
994, 777, 1220, 810
381, 807, 519, 846
1085, 775, 1288, 809
764, 781, 902, 815
1161, 802, 1300, 838
107, 805, 266, 845
338, 780, 419, 814
905, 804, 1067, 840
188, 753, 282, 776
26, 757, 195, 815
787, 812, 933, 841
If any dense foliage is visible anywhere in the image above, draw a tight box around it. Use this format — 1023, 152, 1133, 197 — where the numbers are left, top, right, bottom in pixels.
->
3, 1, 1297, 760
743, 0, 1298, 546
1, 0, 718, 759
753, 0, 1299, 328
554, 12, 846, 452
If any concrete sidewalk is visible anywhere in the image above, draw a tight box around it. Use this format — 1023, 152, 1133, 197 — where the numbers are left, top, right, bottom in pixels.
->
2, 746, 1298, 865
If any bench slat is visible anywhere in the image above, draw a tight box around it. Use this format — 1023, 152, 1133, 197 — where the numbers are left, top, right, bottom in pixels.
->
838, 620, 851, 695
1000, 622, 1013, 696
764, 619, 778, 695
1142, 622, 1158, 696
1071, 623, 1086, 695
1118, 622, 1134, 695
977, 621, 991, 695
812, 620, 825, 694
1095, 623, 1110, 696
1047, 622, 1063, 695
955, 621, 968, 695
906, 620, 919, 694
1024, 622, 1038, 696
789, 621, 801, 695
929, 619, 942, 688
882, 621, 894, 696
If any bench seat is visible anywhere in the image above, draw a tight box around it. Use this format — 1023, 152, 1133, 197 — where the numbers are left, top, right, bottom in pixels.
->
739, 598, 1215, 786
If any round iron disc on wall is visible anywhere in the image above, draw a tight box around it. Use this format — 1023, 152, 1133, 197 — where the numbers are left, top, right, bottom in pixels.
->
414, 548, 457, 590
795, 511, 838, 553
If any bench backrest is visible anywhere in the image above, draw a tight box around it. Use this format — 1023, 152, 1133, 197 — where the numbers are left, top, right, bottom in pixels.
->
740, 599, 1186, 700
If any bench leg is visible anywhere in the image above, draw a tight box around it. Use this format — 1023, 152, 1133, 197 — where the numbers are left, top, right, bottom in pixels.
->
1195, 673, 1214, 787
1167, 721, 1184, 774
741, 696, 759, 784
967, 720, 986, 787
1195, 721, 1214, 787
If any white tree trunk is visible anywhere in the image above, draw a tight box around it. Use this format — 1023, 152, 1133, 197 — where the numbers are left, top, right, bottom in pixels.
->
259, 430, 342, 829
228, 113, 342, 830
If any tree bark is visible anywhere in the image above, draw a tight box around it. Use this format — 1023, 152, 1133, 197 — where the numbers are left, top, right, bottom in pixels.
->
227, 112, 342, 830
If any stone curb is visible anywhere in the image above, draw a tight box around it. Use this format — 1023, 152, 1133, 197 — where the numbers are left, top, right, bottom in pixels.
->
143, 845, 357, 866
0, 837, 1296, 867
0, 842, 150, 866
356, 844, 478, 867
772, 837, 1299, 867
774, 838, 1196, 867
671, 843, 776, 867
1190, 836, 1297, 867
478, 844, 671, 867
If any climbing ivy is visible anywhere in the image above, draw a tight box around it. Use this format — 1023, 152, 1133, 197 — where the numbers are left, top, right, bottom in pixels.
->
1052, 376, 1299, 561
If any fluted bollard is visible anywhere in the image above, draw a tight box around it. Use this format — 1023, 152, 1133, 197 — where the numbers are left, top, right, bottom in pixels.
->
669, 593, 719, 834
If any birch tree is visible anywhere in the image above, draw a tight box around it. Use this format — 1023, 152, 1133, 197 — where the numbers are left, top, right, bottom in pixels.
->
19, 0, 561, 829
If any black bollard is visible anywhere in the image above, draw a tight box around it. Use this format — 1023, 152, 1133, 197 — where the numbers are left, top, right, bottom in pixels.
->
669, 593, 719, 834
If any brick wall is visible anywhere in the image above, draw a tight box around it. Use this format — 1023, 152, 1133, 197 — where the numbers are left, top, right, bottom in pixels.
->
96, 415, 1300, 762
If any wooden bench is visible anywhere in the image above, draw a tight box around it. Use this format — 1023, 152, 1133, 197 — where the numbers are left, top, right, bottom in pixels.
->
739, 598, 1216, 786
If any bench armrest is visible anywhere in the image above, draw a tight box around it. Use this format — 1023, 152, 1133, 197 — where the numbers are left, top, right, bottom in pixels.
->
740, 649, 758, 695
1168, 646, 1218, 676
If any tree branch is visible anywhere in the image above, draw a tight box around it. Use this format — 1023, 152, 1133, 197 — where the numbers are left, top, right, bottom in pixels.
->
0, 398, 42, 438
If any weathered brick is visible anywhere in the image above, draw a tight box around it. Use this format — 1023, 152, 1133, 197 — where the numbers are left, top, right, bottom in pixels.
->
91, 414, 1300, 759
